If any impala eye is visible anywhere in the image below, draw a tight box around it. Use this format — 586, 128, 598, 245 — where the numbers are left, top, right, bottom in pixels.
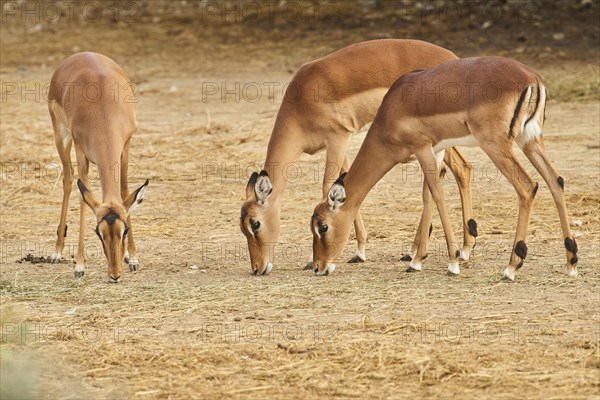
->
250, 219, 261, 232
318, 224, 328, 234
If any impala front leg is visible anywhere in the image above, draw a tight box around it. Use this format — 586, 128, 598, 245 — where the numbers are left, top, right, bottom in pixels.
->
50, 118, 73, 264
405, 168, 438, 272
120, 140, 139, 272
416, 148, 461, 275
75, 153, 89, 278
344, 155, 367, 263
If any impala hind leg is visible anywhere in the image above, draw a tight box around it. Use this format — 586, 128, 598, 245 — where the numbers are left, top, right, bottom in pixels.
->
74, 148, 90, 278
521, 137, 578, 276
344, 155, 368, 263
50, 117, 73, 263
481, 141, 538, 281
415, 148, 461, 275
444, 147, 476, 260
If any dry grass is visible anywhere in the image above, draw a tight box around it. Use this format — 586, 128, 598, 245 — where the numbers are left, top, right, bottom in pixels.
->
1, 2, 599, 399
545, 65, 600, 102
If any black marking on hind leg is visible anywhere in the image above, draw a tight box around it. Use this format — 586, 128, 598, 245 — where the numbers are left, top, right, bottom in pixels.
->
400, 254, 412, 262
515, 240, 528, 259
64, 224, 68, 237
570, 256, 578, 265
557, 176, 564, 190
532, 182, 539, 197
467, 219, 478, 237
428, 223, 433, 238
564, 237, 578, 254
516, 261, 524, 270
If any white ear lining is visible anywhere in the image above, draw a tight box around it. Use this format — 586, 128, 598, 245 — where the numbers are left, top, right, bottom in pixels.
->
255, 175, 273, 205
327, 183, 346, 211
129, 185, 146, 214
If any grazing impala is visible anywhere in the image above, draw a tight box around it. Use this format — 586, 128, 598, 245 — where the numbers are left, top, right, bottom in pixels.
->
48, 52, 148, 282
241, 39, 477, 276
311, 56, 578, 280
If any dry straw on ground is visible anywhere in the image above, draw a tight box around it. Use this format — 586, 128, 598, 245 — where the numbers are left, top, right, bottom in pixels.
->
1, 1, 599, 399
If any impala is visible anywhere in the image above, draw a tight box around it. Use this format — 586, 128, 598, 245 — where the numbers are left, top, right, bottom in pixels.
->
241, 39, 477, 276
48, 52, 148, 282
311, 56, 578, 280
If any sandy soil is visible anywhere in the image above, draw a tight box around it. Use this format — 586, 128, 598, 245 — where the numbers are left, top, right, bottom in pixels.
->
1, 2, 599, 399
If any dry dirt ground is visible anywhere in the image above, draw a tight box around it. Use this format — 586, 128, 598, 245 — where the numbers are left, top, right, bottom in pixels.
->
1, 1, 599, 399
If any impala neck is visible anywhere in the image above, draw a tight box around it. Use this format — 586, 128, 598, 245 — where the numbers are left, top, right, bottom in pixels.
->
262, 121, 305, 207
343, 129, 399, 217
95, 141, 124, 204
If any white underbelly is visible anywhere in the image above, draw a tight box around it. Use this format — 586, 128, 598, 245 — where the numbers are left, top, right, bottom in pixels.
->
433, 134, 479, 152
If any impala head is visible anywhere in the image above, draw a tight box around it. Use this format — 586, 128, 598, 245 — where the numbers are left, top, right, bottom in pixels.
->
311, 173, 353, 276
77, 179, 148, 282
240, 170, 277, 276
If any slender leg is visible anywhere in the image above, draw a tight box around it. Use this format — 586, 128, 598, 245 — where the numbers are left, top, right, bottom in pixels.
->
50, 117, 73, 263
74, 147, 90, 278
120, 140, 138, 272
415, 147, 461, 275
444, 147, 476, 260
480, 141, 538, 281
403, 147, 474, 263
521, 137, 578, 276
343, 155, 368, 263
305, 136, 352, 269
405, 167, 440, 271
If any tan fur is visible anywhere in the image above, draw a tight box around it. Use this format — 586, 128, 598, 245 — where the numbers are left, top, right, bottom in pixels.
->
48, 52, 147, 281
312, 57, 577, 279
240, 39, 475, 275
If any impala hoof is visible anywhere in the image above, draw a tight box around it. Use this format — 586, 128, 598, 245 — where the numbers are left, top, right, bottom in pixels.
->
400, 254, 413, 262
74, 271, 84, 278
502, 267, 515, 281
264, 263, 273, 275
315, 264, 335, 276
348, 256, 364, 264
50, 252, 62, 263
565, 266, 578, 277
406, 260, 421, 272
128, 258, 139, 272
447, 262, 460, 276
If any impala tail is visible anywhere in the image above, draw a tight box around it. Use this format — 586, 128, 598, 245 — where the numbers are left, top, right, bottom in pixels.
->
511, 80, 547, 148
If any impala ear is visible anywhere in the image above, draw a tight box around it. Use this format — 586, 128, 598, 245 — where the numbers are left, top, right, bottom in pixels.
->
327, 173, 347, 211
124, 180, 149, 213
246, 172, 259, 200
254, 170, 272, 205
77, 179, 100, 211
